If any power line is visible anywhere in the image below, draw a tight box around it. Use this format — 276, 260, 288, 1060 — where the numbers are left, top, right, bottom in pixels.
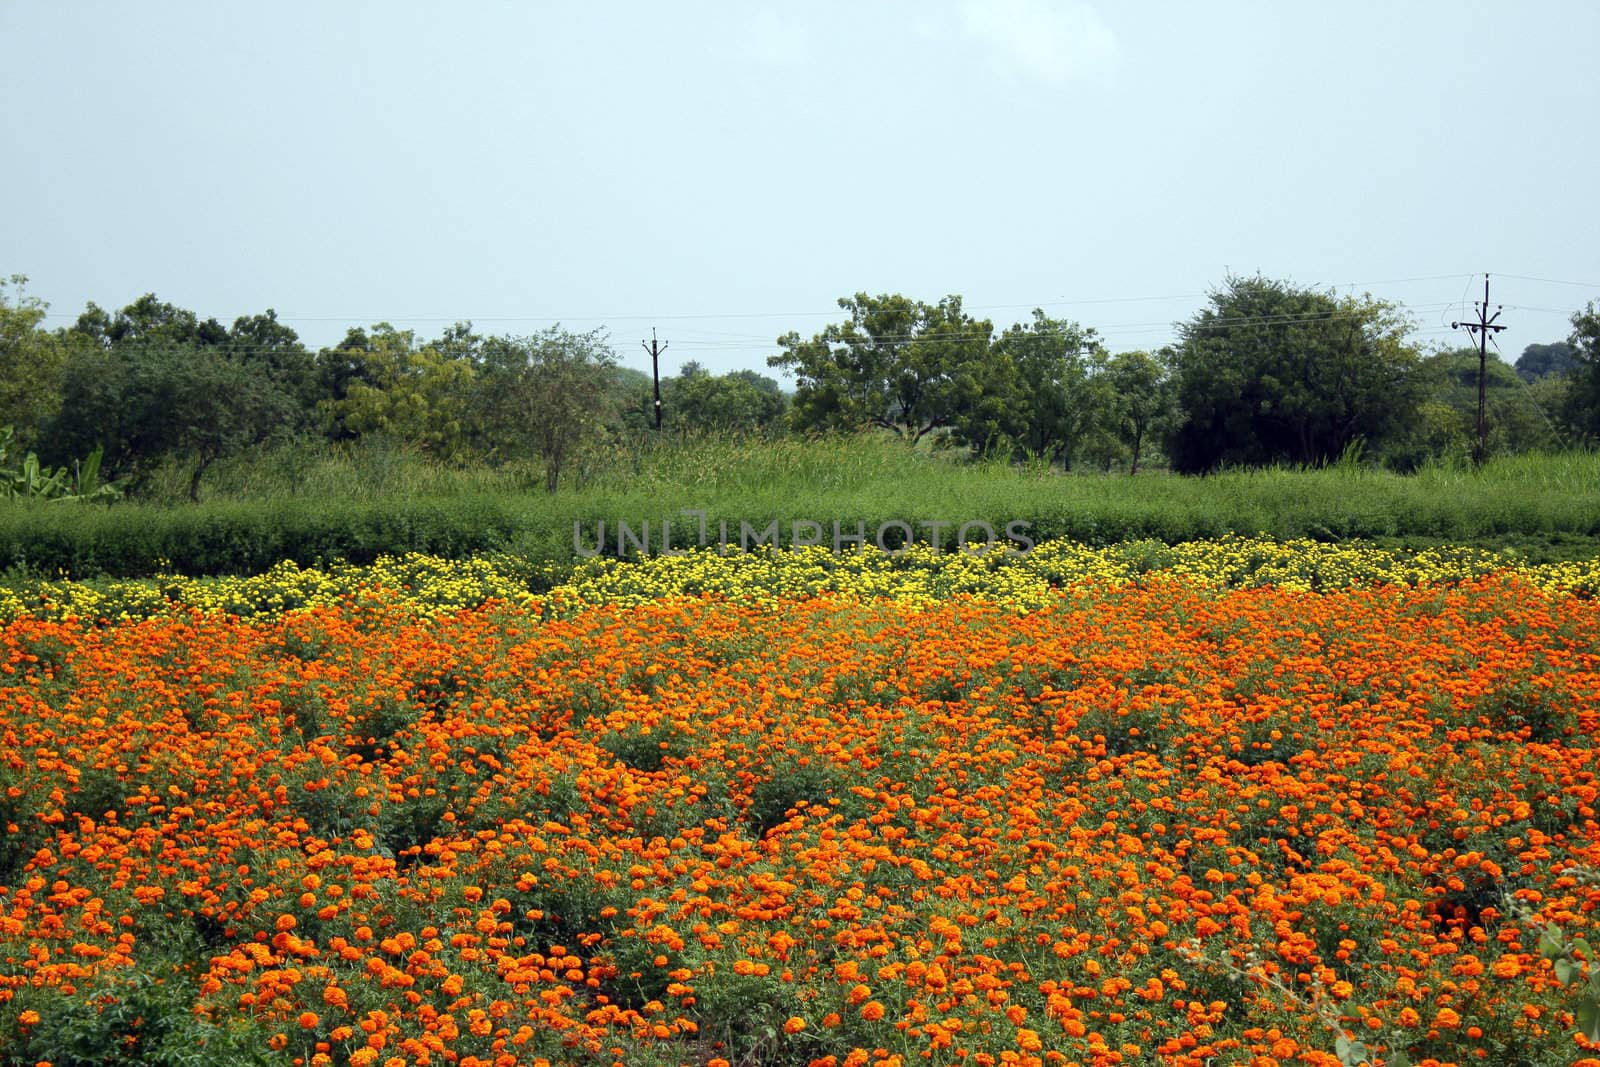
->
33, 267, 1587, 358
49, 303, 1467, 359
1496, 272, 1600, 290
27, 272, 1488, 329
1502, 303, 1584, 316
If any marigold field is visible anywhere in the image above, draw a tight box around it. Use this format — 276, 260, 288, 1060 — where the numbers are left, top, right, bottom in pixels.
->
2, 540, 1599, 1067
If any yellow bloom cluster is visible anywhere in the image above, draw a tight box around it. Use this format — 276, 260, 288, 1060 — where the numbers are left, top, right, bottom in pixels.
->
1, 536, 1595, 623
0, 554, 543, 624
551, 537, 1600, 610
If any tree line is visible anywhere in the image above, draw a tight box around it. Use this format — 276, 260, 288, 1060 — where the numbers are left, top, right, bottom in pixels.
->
0, 280, 795, 501
1, 272, 1597, 500
769, 277, 1598, 473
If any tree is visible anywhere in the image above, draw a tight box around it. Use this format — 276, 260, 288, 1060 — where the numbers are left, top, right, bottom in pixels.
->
316, 324, 476, 458
0, 274, 65, 449
1559, 304, 1600, 443
43, 292, 308, 498
1167, 275, 1423, 473
225, 309, 318, 420
1102, 349, 1176, 474
68, 293, 228, 349
477, 326, 617, 492
769, 293, 995, 444
663, 368, 787, 434
1410, 347, 1562, 457
1516, 341, 1577, 382
981, 310, 1105, 466
45, 341, 296, 501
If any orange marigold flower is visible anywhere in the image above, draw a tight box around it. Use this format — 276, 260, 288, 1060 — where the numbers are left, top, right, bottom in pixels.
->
1491, 957, 1522, 979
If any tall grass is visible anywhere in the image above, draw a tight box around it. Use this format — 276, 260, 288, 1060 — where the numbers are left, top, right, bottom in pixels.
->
5, 434, 1598, 578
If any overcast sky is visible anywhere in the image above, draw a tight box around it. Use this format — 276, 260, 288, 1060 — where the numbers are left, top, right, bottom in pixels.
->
3, 1, 1596, 377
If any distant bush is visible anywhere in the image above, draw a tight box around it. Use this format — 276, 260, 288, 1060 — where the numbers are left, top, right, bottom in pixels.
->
0, 439, 1597, 579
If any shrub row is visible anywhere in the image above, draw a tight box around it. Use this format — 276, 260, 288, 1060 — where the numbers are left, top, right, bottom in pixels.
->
4, 479, 1600, 580
0, 497, 522, 578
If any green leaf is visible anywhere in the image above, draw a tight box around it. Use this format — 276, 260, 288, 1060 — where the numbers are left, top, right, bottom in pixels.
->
1539, 924, 1566, 959
1556, 958, 1575, 985
1577, 997, 1600, 1042
1335, 1034, 1368, 1065
1388, 1052, 1411, 1067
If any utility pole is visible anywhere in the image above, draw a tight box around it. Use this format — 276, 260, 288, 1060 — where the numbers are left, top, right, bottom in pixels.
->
1452, 274, 1507, 467
642, 328, 668, 431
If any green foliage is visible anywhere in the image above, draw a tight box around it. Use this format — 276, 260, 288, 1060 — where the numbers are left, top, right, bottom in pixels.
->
0, 493, 522, 578
980, 309, 1106, 466
1516, 340, 1577, 382
744, 757, 854, 838
597, 721, 692, 774
317, 323, 476, 458
67, 292, 229, 348
44, 339, 299, 501
0, 275, 65, 449
1560, 303, 1600, 444
222, 308, 319, 417
3, 436, 1600, 580
475, 326, 619, 490
1102, 348, 1177, 474
0, 427, 121, 502
1524, 868, 1600, 1043
1168, 275, 1424, 472
770, 292, 996, 443
1407, 347, 1565, 459
657, 363, 788, 434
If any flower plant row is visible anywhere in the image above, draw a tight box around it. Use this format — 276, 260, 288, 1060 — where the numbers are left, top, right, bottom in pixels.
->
0, 543, 1598, 1066
3, 537, 1599, 625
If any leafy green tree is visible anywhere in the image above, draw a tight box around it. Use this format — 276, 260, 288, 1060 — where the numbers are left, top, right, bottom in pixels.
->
316, 324, 476, 458
0, 274, 66, 450
46, 342, 297, 501
68, 292, 229, 348
225, 309, 318, 419
1380, 400, 1474, 472
1524, 373, 1570, 442
1102, 349, 1177, 474
42, 292, 311, 498
477, 326, 618, 491
1413, 347, 1563, 457
1560, 304, 1600, 443
976, 311, 1108, 466
663, 367, 787, 434
770, 293, 994, 444
1167, 275, 1422, 473
609, 365, 659, 433
60, 293, 316, 436
1516, 341, 1577, 382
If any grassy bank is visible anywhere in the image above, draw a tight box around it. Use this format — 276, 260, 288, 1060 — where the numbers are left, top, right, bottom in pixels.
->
3, 436, 1598, 578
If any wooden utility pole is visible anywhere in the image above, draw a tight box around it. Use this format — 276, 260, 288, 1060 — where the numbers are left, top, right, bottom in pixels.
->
1452, 275, 1507, 467
642, 328, 668, 431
